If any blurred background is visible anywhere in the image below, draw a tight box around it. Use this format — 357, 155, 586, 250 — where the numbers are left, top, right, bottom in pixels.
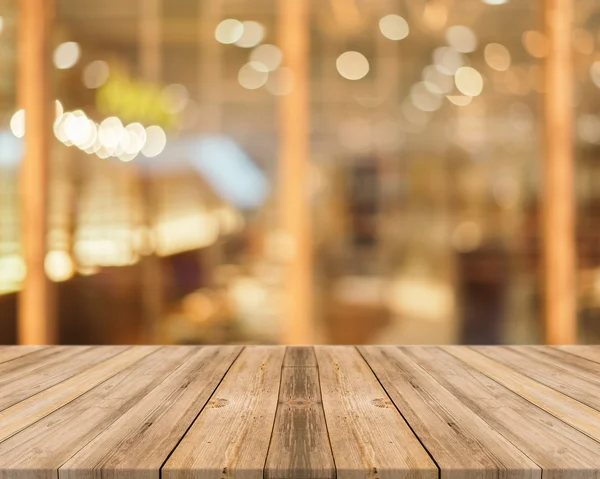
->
0, 0, 595, 345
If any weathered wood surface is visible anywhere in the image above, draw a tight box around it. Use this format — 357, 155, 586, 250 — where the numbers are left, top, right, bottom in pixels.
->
0, 346, 600, 479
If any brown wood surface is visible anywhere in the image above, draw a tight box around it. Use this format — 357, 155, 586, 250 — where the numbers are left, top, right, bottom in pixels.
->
0, 346, 600, 479
265, 347, 335, 479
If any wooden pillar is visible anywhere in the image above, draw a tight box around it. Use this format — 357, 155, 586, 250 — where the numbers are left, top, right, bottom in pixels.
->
138, 0, 163, 343
17, 0, 55, 344
278, 0, 313, 344
139, 0, 162, 84
543, 0, 576, 344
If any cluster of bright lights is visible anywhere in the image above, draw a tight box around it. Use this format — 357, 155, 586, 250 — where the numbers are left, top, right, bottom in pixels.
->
53, 110, 166, 161
215, 19, 265, 48
215, 19, 295, 95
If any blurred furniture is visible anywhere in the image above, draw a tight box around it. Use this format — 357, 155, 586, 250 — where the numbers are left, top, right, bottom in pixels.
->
1, 345, 600, 477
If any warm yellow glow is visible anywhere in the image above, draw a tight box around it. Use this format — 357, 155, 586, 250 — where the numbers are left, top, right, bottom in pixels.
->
215, 19, 244, 44
484, 43, 511, 72
238, 62, 269, 89
0, 254, 26, 282
154, 212, 220, 256
83, 60, 110, 89
445, 25, 477, 53
385, 276, 454, 322
53, 41, 81, 70
44, 250, 75, 282
522, 30, 548, 58
141, 125, 167, 157
235, 21, 265, 48
379, 14, 409, 41
10, 109, 25, 138
454, 66, 484, 96
423, 1, 448, 31
336, 51, 369, 80
250, 44, 282, 72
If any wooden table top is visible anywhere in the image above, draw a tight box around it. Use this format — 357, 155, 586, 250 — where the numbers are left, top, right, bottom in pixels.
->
1, 346, 600, 479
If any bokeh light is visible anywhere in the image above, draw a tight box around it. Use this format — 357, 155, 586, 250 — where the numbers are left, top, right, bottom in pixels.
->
142, 126, 167, 157
53, 41, 81, 69
445, 25, 478, 53
215, 19, 244, 44
484, 43, 511, 71
238, 62, 269, 89
336, 51, 369, 80
379, 14, 409, 41
82, 60, 109, 89
235, 21, 265, 48
454, 66, 484, 96
250, 44, 282, 72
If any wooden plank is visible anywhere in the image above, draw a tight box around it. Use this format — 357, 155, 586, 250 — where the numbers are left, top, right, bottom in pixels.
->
0, 346, 126, 411
265, 347, 335, 479
473, 346, 600, 412
407, 347, 600, 479
443, 346, 600, 441
0, 346, 157, 442
0, 346, 73, 385
0, 347, 198, 479
358, 346, 540, 479
162, 346, 285, 479
0, 347, 47, 364
555, 345, 600, 364
315, 346, 437, 479
59, 346, 242, 479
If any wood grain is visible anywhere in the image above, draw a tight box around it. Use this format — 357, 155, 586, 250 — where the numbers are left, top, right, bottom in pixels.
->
265, 347, 335, 479
359, 346, 540, 479
473, 346, 600, 412
0, 346, 46, 364
162, 346, 285, 479
1, 346, 600, 479
443, 346, 600, 441
412, 347, 600, 479
0, 347, 193, 479
0, 346, 157, 442
0, 346, 125, 411
555, 345, 600, 364
315, 346, 437, 479
59, 346, 242, 479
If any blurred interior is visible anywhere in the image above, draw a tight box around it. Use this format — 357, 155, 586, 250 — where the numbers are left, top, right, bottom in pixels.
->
0, 0, 597, 345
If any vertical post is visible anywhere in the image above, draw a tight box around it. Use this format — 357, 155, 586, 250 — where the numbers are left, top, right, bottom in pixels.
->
139, 0, 163, 343
543, 0, 576, 344
278, 0, 313, 344
18, 0, 55, 344
139, 0, 162, 84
